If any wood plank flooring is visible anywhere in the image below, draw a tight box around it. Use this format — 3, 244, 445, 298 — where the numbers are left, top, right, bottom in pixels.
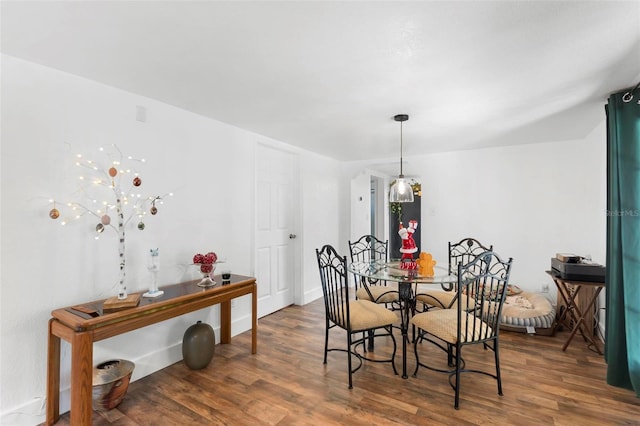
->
49, 298, 640, 425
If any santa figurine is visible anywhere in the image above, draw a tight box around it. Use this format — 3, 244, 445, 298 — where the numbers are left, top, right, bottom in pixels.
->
399, 219, 418, 269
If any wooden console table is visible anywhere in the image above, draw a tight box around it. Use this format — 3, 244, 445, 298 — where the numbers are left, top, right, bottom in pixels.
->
46, 274, 257, 425
546, 270, 604, 354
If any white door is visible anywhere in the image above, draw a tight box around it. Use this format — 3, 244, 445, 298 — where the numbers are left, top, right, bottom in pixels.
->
254, 144, 297, 317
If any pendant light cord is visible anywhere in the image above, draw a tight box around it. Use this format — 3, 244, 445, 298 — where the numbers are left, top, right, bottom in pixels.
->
394, 113, 409, 178
399, 120, 404, 176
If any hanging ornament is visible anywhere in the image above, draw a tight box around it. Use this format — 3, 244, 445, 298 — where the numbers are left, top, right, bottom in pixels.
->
108, 167, 118, 177
138, 221, 145, 230
133, 176, 142, 187
150, 205, 158, 215
101, 214, 111, 225
96, 223, 105, 233
49, 207, 60, 219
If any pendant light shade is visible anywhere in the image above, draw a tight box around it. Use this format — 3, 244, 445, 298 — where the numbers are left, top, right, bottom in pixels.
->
390, 176, 414, 203
389, 114, 414, 203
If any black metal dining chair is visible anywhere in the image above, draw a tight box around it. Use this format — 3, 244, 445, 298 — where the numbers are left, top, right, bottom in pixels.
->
415, 237, 493, 310
316, 244, 398, 388
348, 235, 400, 308
411, 251, 513, 409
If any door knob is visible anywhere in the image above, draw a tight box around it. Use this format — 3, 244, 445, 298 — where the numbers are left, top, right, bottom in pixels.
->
289, 234, 297, 239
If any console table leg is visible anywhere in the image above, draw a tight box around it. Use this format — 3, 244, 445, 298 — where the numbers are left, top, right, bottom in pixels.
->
46, 319, 60, 425
70, 330, 94, 426
251, 283, 257, 354
220, 300, 231, 344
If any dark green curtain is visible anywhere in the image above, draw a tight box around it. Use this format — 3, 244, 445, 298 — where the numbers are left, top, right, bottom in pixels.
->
605, 84, 640, 397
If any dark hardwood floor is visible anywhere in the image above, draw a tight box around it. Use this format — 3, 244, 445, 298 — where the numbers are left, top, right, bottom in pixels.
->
51, 298, 640, 425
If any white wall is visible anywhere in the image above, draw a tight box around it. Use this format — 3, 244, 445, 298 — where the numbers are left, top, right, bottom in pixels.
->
299, 151, 342, 303
0, 55, 339, 424
419, 125, 607, 293
345, 121, 607, 298
349, 170, 371, 243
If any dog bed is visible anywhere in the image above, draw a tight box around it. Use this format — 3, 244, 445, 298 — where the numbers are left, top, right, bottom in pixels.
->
500, 290, 556, 335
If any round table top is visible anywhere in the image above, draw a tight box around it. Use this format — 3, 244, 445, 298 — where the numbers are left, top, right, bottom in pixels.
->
348, 260, 457, 286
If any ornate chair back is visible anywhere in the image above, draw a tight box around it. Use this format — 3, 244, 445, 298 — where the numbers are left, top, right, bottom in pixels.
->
348, 235, 397, 304
349, 234, 388, 263
316, 244, 351, 328
455, 251, 513, 344
449, 237, 493, 275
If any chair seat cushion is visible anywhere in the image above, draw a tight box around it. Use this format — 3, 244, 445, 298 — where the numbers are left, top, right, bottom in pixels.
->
356, 283, 399, 303
415, 289, 457, 309
411, 309, 492, 344
345, 300, 398, 332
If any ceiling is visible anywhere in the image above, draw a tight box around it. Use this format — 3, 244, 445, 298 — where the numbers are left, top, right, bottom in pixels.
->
2, 1, 639, 168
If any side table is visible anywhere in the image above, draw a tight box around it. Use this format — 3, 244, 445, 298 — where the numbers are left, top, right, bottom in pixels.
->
546, 270, 605, 354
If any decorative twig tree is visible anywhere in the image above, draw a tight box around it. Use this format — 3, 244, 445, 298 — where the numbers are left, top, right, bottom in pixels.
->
49, 145, 171, 299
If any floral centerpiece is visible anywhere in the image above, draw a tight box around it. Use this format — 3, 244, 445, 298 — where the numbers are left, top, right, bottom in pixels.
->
193, 251, 218, 287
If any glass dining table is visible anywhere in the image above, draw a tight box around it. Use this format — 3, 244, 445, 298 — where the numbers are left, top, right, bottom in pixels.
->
348, 260, 458, 378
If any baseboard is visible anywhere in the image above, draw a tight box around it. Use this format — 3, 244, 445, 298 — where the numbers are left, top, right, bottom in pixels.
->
303, 286, 323, 305
0, 397, 46, 426
599, 322, 606, 343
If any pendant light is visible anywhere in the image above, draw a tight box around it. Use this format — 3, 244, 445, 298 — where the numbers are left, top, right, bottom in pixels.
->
389, 114, 414, 203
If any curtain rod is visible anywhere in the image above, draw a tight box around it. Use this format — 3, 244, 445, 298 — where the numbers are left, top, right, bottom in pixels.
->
622, 81, 640, 103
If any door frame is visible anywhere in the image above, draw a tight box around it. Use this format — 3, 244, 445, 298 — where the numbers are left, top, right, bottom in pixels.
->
370, 175, 387, 240
349, 169, 391, 247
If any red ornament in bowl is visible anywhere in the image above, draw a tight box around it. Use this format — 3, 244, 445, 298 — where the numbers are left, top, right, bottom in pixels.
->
193, 251, 218, 287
